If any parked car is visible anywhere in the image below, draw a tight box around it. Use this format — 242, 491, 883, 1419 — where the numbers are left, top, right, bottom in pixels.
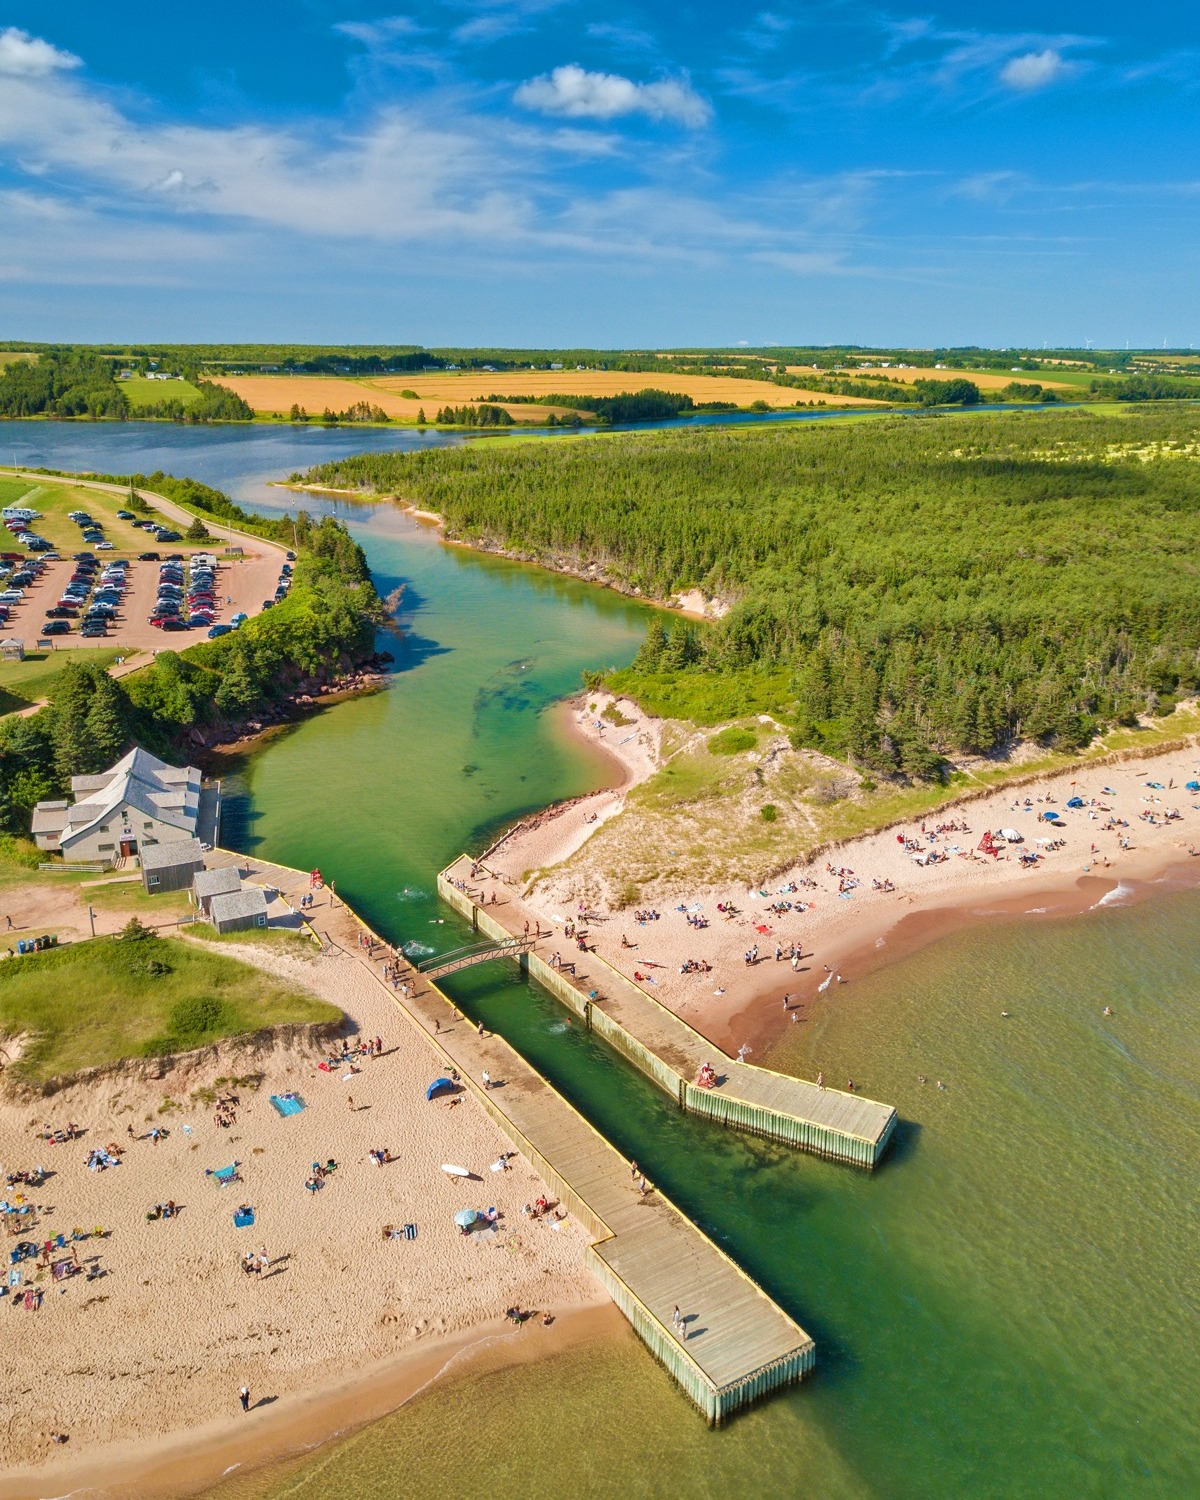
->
42, 620, 71, 635
159, 617, 188, 631
80, 622, 107, 638
116, 509, 136, 520
207, 623, 232, 638
44, 606, 74, 619
138, 551, 160, 561
94, 541, 115, 551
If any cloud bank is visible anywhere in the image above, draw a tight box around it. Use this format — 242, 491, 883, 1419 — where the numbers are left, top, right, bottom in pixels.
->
515, 64, 711, 126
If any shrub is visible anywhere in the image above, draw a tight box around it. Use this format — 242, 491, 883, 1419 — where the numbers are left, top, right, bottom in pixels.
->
709, 726, 758, 756
760, 803, 778, 822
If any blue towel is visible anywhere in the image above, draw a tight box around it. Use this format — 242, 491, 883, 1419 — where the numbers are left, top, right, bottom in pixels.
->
233, 1210, 255, 1228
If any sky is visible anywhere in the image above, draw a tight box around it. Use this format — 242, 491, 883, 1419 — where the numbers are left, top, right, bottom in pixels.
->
0, 3, 1197, 347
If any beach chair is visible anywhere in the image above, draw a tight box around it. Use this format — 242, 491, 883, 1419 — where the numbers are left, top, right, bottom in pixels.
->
403, 1223, 417, 1239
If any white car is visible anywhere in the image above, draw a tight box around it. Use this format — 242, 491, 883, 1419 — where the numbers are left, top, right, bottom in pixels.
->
94, 541, 115, 551
0, 589, 24, 602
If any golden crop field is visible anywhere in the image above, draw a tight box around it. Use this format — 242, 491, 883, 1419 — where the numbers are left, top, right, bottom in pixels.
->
811, 363, 1075, 391
222, 369, 887, 422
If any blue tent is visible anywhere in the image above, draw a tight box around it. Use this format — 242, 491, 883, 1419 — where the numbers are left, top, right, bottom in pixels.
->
426, 1077, 456, 1101
1066, 797, 1085, 809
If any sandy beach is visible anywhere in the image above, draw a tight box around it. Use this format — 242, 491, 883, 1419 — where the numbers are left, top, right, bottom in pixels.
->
0, 941, 598, 1492
489, 699, 1200, 1056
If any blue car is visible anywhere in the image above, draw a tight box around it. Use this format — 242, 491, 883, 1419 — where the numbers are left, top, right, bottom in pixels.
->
207, 623, 232, 638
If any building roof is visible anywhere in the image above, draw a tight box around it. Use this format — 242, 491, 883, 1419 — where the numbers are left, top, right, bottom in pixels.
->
141, 837, 205, 872
209, 887, 269, 924
30, 800, 70, 836
60, 747, 201, 852
193, 866, 243, 900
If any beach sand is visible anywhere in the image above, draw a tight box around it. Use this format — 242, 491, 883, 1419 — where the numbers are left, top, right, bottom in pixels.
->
0, 942, 597, 1491
489, 707, 1200, 1057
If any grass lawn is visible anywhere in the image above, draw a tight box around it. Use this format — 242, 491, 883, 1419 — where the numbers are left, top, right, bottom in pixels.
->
120, 375, 205, 410
82, 879, 192, 918
0, 925, 339, 1083
0, 477, 157, 557
0, 647, 123, 715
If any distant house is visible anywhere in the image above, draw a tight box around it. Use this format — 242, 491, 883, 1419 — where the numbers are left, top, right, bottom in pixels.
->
209, 886, 269, 934
32, 746, 206, 862
141, 838, 205, 894
193, 865, 243, 916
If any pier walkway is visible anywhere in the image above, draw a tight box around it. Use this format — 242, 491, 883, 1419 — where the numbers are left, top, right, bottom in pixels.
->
206, 847, 815, 1423
441, 856, 896, 1168
419, 934, 536, 981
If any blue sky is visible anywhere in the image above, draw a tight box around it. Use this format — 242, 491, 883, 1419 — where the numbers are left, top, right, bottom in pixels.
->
0, 3, 1196, 346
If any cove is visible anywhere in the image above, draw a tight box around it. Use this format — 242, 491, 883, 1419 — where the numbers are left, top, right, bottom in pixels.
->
2, 422, 1196, 1499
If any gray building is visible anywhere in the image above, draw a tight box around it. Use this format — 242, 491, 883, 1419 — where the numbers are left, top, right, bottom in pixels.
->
32, 747, 205, 862
193, 865, 243, 916
209, 886, 269, 934
141, 837, 205, 894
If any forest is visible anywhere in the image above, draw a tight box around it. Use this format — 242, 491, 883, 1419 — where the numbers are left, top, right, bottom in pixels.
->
0, 513, 383, 831
302, 405, 1200, 776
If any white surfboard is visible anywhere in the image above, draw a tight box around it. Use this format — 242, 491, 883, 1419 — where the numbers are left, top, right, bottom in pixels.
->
441, 1163, 471, 1178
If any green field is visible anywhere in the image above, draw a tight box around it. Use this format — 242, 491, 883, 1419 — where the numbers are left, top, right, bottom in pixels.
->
119, 375, 206, 410
0, 475, 162, 555
0, 924, 339, 1082
0, 647, 125, 715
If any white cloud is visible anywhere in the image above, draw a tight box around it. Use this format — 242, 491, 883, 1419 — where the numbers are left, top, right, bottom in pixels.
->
334, 17, 422, 46
1000, 48, 1070, 90
0, 26, 80, 77
515, 65, 711, 126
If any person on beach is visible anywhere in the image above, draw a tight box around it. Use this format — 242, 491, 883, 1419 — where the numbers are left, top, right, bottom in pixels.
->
816, 1071, 825, 1089
239, 1386, 251, 1412
482, 1070, 492, 1089
673, 1304, 682, 1331
347, 1096, 354, 1112
630, 1160, 639, 1180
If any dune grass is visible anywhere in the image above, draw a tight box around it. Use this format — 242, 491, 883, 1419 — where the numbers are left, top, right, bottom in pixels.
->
0, 924, 339, 1082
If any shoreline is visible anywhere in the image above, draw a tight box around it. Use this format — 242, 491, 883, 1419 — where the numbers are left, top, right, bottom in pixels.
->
492, 700, 1200, 1060
0, 1300, 621, 1500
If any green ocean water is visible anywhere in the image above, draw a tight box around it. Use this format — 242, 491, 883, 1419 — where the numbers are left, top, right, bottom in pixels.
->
203, 506, 1199, 1500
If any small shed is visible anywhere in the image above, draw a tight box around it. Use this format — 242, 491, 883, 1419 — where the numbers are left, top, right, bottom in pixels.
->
209, 886, 269, 934
193, 865, 243, 916
0, 639, 25, 662
141, 837, 205, 894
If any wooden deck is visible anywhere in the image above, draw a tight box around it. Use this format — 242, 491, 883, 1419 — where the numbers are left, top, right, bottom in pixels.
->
204, 847, 815, 1422
441, 857, 897, 1167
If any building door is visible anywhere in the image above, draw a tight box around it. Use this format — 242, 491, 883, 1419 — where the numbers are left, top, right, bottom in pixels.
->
120, 838, 137, 857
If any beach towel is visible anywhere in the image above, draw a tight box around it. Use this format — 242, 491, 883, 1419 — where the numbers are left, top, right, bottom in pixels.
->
7, 1269, 19, 1288
270, 1094, 305, 1117
403, 1223, 417, 1239
233, 1209, 255, 1228
213, 1165, 239, 1186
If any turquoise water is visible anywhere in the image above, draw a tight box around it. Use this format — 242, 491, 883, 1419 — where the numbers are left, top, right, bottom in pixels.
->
3, 425, 1196, 1499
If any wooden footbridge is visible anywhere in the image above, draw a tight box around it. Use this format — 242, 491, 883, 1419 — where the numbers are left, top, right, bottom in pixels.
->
417, 934, 535, 981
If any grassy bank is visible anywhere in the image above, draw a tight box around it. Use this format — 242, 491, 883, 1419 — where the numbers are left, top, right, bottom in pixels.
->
0, 922, 338, 1083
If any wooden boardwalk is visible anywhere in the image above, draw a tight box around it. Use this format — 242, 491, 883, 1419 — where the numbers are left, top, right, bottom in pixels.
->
204, 847, 815, 1422
441, 856, 897, 1167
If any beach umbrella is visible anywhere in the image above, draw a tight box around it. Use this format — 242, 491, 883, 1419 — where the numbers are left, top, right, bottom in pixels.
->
1186, 781, 1199, 792
426, 1077, 456, 1100
454, 1208, 478, 1228
1066, 796, 1085, 809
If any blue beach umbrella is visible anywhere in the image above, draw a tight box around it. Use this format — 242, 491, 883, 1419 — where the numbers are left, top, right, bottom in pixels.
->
455, 1208, 478, 1228
426, 1077, 456, 1100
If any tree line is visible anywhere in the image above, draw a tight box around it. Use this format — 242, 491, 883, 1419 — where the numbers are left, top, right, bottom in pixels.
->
301, 406, 1200, 776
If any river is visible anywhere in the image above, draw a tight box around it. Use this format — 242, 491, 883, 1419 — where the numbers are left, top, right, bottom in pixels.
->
2, 422, 1196, 1500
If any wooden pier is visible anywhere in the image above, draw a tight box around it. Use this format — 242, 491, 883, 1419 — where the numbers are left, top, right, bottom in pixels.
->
206, 847, 817, 1423
440, 857, 897, 1169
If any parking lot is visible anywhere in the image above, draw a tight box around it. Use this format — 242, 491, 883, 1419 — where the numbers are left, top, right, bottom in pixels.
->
0, 479, 290, 651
